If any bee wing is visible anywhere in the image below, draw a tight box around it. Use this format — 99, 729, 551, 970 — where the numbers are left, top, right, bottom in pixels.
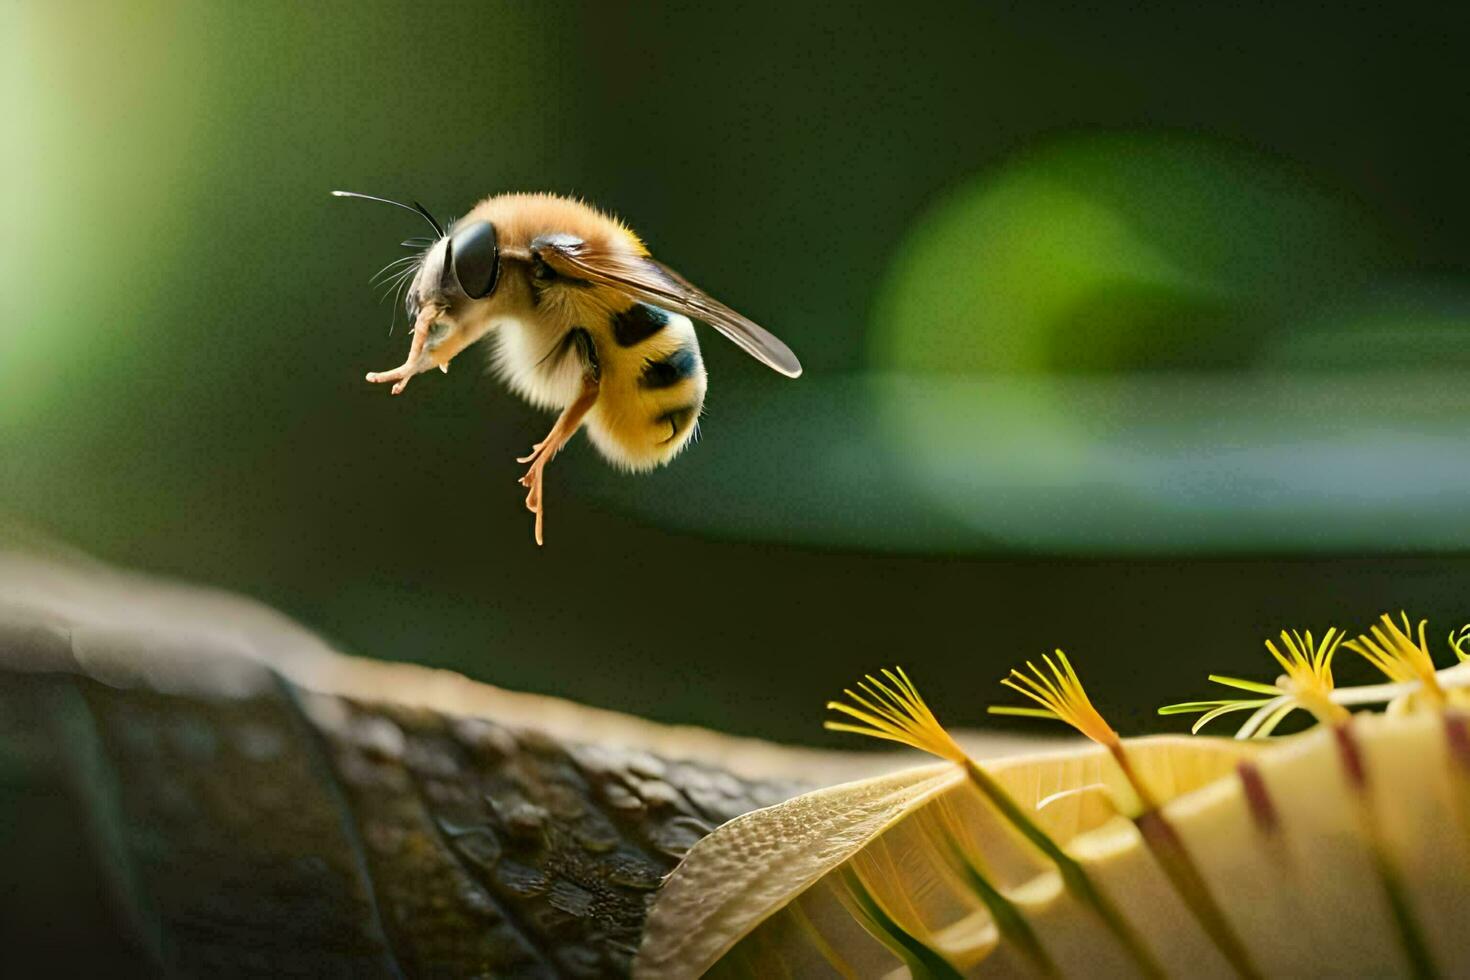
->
530, 235, 802, 378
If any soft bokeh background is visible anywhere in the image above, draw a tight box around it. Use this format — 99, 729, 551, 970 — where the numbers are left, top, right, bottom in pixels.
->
6, 1, 1470, 742
4, 0, 1470, 968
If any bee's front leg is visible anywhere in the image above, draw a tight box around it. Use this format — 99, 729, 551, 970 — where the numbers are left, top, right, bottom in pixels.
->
517, 374, 600, 546
366, 306, 441, 395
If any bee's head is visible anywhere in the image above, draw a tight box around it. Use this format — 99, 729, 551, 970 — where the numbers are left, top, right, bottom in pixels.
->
332, 190, 502, 325
403, 218, 501, 325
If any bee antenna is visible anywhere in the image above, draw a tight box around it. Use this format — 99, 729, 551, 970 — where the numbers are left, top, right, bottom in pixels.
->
331, 190, 445, 238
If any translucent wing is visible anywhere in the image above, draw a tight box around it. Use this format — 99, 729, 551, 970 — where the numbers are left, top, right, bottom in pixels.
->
530, 235, 803, 378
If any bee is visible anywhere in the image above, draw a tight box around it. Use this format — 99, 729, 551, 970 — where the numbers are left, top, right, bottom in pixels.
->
334, 191, 801, 545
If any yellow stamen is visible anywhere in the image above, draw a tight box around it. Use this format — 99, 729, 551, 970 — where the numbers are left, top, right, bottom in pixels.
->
991, 650, 1120, 748
825, 667, 967, 764
1264, 627, 1349, 724
1345, 613, 1445, 704
1450, 624, 1470, 664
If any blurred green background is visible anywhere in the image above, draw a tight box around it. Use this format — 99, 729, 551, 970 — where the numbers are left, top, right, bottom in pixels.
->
4, 0, 1470, 747
4, 1, 1470, 967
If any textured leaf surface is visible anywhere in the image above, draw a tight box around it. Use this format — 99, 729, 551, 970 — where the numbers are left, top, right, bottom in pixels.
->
0, 551, 820, 975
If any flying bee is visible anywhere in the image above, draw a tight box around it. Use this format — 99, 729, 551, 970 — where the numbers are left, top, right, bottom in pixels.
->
334, 191, 801, 545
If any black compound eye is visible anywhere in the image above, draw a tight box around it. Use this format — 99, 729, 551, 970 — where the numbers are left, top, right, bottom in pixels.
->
448, 220, 500, 299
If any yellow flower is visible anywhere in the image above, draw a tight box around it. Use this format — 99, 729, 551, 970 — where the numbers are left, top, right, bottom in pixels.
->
989, 650, 1120, 748
1266, 627, 1349, 724
1159, 627, 1347, 737
825, 667, 967, 764
1345, 613, 1445, 704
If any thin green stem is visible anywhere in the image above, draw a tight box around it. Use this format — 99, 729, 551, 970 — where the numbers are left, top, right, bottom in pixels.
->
961, 759, 1165, 979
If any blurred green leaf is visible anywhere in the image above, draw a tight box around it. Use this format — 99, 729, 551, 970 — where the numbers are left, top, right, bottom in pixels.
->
870, 135, 1389, 374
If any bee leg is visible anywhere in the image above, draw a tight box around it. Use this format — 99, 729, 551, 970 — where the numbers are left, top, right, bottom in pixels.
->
517, 375, 600, 546
366, 306, 438, 395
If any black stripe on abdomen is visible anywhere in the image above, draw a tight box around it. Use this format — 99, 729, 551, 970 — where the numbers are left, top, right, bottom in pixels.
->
612, 303, 670, 347
539, 327, 600, 380
639, 346, 700, 389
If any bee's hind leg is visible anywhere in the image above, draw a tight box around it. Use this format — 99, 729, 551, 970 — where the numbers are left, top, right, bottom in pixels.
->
517, 374, 600, 546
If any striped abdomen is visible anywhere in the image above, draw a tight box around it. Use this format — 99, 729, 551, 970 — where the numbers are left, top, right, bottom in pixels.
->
586, 302, 706, 471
